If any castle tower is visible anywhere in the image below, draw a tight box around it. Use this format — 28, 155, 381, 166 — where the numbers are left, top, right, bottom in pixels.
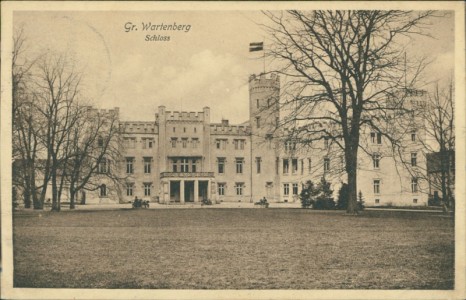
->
249, 73, 281, 202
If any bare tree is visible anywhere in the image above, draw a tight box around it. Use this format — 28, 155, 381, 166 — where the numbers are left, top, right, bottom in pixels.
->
12, 26, 43, 209
32, 54, 82, 211
263, 10, 434, 214
421, 82, 455, 210
65, 106, 122, 209
12, 29, 124, 211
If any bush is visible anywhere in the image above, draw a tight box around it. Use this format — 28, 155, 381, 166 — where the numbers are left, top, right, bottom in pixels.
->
336, 183, 349, 210
300, 180, 318, 208
313, 177, 334, 210
314, 198, 336, 210
357, 190, 365, 211
202, 198, 212, 205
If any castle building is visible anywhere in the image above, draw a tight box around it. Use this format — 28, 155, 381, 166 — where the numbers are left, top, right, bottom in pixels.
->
86, 73, 428, 207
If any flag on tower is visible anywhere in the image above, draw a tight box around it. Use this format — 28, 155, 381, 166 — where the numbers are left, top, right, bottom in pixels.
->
249, 42, 264, 52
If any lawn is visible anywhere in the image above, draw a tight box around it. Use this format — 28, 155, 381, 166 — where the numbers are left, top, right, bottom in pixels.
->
13, 208, 454, 289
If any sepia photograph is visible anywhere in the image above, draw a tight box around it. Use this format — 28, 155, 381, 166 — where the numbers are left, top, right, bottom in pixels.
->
1, 1, 464, 299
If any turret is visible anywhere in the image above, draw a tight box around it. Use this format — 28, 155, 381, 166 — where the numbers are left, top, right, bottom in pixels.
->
249, 73, 280, 134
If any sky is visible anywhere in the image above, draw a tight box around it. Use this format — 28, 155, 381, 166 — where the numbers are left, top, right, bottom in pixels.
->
14, 10, 455, 124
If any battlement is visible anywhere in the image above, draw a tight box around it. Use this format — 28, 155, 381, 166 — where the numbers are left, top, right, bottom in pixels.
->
120, 121, 157, 134
282, 120, 339, 133
210, 123, 251, 135
85, 106, 120, 117
165, 111, 206, 122
156, 106, 210, 123
249, 73, 280, 91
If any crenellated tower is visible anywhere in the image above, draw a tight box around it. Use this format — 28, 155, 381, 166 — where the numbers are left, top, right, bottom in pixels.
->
249, 73, 280, 201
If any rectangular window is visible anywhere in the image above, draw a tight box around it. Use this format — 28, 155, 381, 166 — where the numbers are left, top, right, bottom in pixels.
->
180, 158, 189, 173
192, 138, 199, 148
256, 117, 261, 128
98, 136, 104, 147
142, 138, 154, 149
182, 138, 188, 148
411, 132, 416, 142
234, 139, 245, 150
126, 157, 134, 174
373, 153, 380, 169
215, 139, 227, 150
171, 138, 177, 148
236, 158, 244, 174
144, 183, 151, 196
191, 159, 197, 173
256, 157, 261, 174
124, 138, 136, 149
172, 159, 178, 172
218, 183, 225, 196
284, 183, 290, 196
411, 178, 418, 193
301, 159, 304, 175
292, 159, 298, 174
324, 137, 329, 149
126, 183, 133, 196
375, 199, 380, 204
285, 141, 296, 151
324, 158, 330, 172
373, 180, 380, 194
283, 159, 289, 174
218, 158, 225, 174
98, 158, 108, 174
292, 183, 298, 195
235, 183, 244, 196
413, 198, 418, 204
411, 152, 417, 167
308, 158, 312, 174
371, 132, 382, 144
144, 157, 152, 174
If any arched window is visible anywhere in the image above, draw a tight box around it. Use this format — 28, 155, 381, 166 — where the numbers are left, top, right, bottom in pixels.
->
100, 184, 107, 197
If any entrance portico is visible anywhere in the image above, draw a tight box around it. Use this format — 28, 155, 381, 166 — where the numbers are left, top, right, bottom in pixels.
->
161, 172, 214, 203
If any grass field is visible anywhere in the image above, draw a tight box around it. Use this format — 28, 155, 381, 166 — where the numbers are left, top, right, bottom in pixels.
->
13, 208, 454, 289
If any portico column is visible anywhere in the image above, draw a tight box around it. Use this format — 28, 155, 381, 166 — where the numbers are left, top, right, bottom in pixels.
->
207, 180, 211, 200
166, 181, 170, 203
180, 180, 185, 203
194, 180, 199, 202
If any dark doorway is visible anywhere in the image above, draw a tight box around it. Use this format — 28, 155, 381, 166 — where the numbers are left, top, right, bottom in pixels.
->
199, 181, 208, 201
185, 181, 194, 202
170, 181, 180, 202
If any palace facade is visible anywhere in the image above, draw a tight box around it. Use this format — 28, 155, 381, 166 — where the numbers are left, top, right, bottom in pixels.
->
83, 73, 428, 207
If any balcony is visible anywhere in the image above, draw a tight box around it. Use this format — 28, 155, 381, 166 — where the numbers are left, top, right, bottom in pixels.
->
160, 172, 214, 179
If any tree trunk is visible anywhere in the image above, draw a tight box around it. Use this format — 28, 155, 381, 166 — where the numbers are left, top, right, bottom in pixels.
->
51, 169, 60, 212
30, 165, 41, 209
70, 185, 76, 209
345, 141, 359, 215
23, 178, 31, 208
346, 163, 358, 214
